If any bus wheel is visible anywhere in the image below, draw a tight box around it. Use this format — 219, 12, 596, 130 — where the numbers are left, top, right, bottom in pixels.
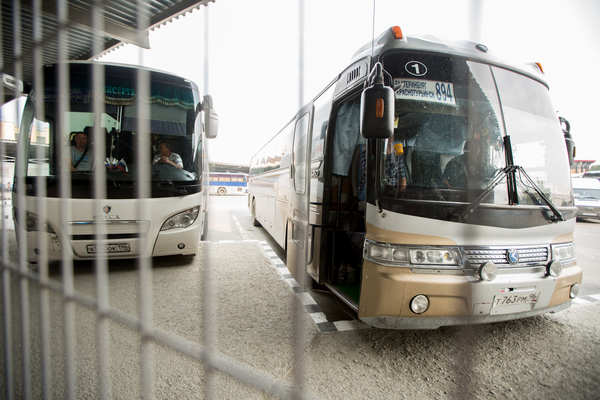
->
252, 199, 261, 227
217, 187, 226, 195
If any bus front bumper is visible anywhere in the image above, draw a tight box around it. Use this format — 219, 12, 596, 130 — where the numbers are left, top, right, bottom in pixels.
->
358, 260, 582, 330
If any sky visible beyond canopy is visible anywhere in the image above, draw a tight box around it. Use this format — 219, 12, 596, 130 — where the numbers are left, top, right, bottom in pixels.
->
96, 0, 599, 166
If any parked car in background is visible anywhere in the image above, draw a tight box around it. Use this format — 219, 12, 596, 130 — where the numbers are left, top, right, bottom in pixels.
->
573, 177, 600, 221
582, 170, 600, 180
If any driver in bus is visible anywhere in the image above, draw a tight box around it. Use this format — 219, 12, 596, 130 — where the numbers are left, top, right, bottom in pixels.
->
70, 131, 94, 171
442, 133, 495, 188
153, 140, 183, 169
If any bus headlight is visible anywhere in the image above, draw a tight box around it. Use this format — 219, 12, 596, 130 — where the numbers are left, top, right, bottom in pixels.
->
13, 209, 55, 233
551, 243, 575, 262
364, 240, 458, 268
409, 249, 457, 265
161, 207, 199, 231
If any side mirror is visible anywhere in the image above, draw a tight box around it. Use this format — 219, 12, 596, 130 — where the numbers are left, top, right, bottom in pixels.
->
559, 116, 575, 167
203, 95, 219, 139
360, 63, 394, 139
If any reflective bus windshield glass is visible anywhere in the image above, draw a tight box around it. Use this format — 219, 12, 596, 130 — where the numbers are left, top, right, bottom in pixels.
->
380, 53, 571, 207
20, 63, 203, 199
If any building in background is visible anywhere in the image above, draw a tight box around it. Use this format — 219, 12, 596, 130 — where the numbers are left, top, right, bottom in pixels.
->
572, 159, 597, 174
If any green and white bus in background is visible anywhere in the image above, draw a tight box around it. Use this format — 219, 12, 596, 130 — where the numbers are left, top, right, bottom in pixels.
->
248, 26, 581, 329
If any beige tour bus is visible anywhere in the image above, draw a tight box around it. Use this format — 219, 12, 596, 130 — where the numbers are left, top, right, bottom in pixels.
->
247, 26, 582, 329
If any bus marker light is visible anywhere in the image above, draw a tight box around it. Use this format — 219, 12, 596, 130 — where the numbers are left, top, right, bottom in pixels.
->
570, 283, 580, 299
546, 260, 563, 277
535, 62, 544, 74
391, 26, 403, 40
376, 98, 385, 118
410, 295, 429, 314
479, 262, 497, 282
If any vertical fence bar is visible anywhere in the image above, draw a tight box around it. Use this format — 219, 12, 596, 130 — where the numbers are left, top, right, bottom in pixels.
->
454, 2, 483, 398
201, 6, 217, 399
91, 1, 112, 399
0, 1, 14, 397
135, 1, 155, 398
31, 0, 54, 397
293, 1, 307, 399
11, 0, 34, 397
56, 0, 78, 397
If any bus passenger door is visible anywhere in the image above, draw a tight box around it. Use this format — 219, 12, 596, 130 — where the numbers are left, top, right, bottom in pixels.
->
286, 108, 312, 289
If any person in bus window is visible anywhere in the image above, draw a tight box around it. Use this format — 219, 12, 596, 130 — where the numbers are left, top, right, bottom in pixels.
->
153, 140, 183, 169
70, 131, 94, 171
384, 139, 407, 194
442, 134, 495, 188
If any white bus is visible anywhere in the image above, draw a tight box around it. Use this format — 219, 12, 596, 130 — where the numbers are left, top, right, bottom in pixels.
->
248, 26, 582, 329
13, 62, 218, 261
209, 172, 248, 195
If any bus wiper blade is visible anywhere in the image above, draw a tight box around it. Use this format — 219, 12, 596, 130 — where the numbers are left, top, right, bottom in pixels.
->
515, 166, 565, 223
452, 165, 565, 223
451, 166, 513, 223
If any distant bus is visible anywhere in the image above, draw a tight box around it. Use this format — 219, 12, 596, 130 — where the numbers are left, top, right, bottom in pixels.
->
248, 26, 581, 329
209, 172, 248, 195
13, 62, 218, 261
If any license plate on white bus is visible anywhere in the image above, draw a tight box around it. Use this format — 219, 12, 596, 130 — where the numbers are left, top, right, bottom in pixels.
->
492, 292, 540, 308
86, 243, 131, 254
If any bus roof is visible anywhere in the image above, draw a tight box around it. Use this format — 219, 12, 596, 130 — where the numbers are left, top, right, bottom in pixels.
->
351, 26, 548, 87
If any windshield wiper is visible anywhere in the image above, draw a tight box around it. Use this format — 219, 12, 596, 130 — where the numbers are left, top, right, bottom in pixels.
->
452, 165, 565, 223
453, 135, 565, 224
451, 166, 511, 223
514, 166, 565, 222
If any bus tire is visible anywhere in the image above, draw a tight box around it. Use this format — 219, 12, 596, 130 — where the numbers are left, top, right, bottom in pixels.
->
217, 187, 226, 195
251, 199, 261, 227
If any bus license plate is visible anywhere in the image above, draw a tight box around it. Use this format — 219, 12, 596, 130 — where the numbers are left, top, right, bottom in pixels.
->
87, 243, 131, 254
492, 292, 540, 308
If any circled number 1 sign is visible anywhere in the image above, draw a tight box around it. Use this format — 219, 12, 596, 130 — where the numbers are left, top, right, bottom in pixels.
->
405, 61, 427, 76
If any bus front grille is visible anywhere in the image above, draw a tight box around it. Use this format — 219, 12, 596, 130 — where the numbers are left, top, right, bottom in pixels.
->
465, 246, 549, 267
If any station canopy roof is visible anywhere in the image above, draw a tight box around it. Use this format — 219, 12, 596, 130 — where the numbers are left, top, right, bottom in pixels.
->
1, 0, 214, 104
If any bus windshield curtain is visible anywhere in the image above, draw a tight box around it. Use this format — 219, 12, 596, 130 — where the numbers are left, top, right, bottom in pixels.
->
44, 76, 196, 110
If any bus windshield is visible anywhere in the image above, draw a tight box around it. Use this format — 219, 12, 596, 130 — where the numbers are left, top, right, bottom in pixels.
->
379, 53, 572, 208
18, 63, 203, 199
